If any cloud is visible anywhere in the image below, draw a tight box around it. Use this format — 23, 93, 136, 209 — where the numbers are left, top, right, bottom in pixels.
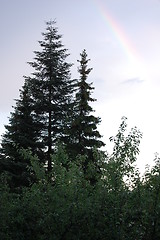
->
121, 77, 144, 85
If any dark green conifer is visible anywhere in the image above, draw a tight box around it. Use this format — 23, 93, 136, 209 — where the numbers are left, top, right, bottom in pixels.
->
0, 82, 42, 188
68, 50, 105, 182
26, 20, 74, 172
0, 21, 74, 187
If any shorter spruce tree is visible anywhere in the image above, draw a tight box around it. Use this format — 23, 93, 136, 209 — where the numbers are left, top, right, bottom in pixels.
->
68, 49, 105, 183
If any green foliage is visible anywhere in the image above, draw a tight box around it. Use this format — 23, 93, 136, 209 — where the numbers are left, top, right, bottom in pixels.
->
109, 116, 142, 187
1, 118, 160, 239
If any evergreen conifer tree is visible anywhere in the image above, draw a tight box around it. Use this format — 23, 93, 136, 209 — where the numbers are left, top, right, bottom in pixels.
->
0, 21, 74, 187
68, 50, 105, 182
0, 82, 42, 187
26, 20, 74, 172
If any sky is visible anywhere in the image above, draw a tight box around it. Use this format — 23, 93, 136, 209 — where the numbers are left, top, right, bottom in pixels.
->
1, 0, 160, 173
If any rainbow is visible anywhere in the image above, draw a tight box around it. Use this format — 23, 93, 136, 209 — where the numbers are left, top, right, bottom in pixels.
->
93, 0, 138, 63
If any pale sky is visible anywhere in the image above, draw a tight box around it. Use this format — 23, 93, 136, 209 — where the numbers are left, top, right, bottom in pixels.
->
1, 0, 160, 172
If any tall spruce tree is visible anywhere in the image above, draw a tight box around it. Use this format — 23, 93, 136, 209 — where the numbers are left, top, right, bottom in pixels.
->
68, 50, 105, 181
0, 21, 74, 187
26, 20, 74, 172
